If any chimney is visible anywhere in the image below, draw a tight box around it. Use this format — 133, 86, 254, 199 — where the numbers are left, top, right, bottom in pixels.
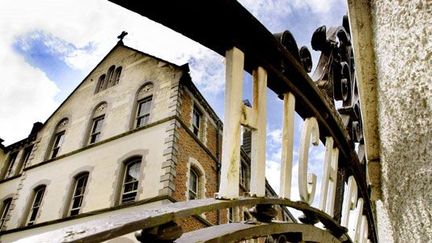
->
28, 122, 43, 138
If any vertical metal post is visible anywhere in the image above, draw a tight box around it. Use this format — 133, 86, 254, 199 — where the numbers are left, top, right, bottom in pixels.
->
280, 92, 295, 199
250, 67, 267, 197
218, 47, 244, 199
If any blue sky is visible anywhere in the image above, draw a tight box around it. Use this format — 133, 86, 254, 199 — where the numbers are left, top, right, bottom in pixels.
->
0, 0, 347, 203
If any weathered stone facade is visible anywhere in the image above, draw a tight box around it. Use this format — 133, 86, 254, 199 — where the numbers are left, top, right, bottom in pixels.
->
0, 43, 226, 242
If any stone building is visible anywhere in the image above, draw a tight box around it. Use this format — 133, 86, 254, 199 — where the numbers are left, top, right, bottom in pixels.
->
0, 41, 288, 242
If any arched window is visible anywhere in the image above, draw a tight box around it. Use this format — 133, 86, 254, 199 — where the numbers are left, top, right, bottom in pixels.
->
187, 160, 205, 200
68, 172, 89, 216
88, 102, 107, 144
120, 158, 142, 204
188, 167, 199, 200
26, 185, 46, 226
106, 65, 115, 87
49, 118, 68, 159
0, 198, 12, 230
134, 83, 154, 128
96, 74, 106, 93
113, 66, 122, 85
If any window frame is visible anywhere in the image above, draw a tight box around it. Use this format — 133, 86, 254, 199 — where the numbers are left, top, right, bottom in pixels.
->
0, 198, 12, 229
113, 66, 122, 85
188, 168, 199, 200
106, 65, 115, 87
240, 161, 250, 190
68, 173, 89, 216
16, 145, 33, 175
136, 96, 152, 128
89, 115, 105, 144
192, 106, 202, 137
96, 74, 106, 93
50, 131, 65, 159
26, 186, 46, 226
4, 152, 18, 179
120, 159, 142, 204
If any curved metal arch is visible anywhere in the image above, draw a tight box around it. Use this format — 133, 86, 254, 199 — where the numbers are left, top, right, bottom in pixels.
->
176, 222, 341, 243
16, 197, 350, 243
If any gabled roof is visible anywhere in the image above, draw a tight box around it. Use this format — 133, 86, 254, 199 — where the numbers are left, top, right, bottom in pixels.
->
35, 41, 187, 133
7, 40, 223, 146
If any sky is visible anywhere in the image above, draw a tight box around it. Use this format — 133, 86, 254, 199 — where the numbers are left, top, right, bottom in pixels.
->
0, 0, 347, 205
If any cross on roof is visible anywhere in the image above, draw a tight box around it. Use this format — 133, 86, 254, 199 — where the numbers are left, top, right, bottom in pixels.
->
117, 31, 128, 44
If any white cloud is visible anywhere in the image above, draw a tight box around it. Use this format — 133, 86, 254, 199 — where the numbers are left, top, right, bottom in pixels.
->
290, 0, 345, 15
0, 45, 59, 145
268, 128, 282, 145
0, 0, 225, 144
238, 0, 292, 31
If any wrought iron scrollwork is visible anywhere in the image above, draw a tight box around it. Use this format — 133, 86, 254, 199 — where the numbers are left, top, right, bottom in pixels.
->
274, 15, 364, 156
274, 31, 313, 73
310, 15, 364, 151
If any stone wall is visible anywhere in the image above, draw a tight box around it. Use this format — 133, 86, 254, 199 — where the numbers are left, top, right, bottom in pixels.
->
371, 0, 432, 242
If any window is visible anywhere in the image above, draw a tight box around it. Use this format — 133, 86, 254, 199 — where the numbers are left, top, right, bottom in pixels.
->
120, 159, 141, 204
192, 106, 202, 136
240, 161, 250, 190
89, 116, 104, 144
51, 131, 65, 159
0, 198, 12, 229
4, 152, 18, 179
188, 168, 199, 200
68, 173, 89, 216
228, 207, 234, 223
113, 67, 122, 85
95, 66, 122, 93
87, 102, 107, 145
49, 118, 68, 159
17, 145, 33, 175
136, 96, 152, 128
96, 74, 106, 93
26, 186, 46, 226
106, 65, 115, 87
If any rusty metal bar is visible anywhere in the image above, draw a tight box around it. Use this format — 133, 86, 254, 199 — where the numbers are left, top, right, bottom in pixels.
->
16, 197, 351, 243
176, 222, 342, 243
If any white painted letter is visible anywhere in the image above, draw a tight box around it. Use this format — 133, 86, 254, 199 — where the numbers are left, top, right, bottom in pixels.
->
298, 117, 319, 205
341, 176, 358, 227
319, 137, 339, 216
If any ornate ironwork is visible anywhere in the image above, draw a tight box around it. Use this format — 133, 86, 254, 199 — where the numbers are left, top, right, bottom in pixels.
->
311, 15, 364, 148
15, 1, 377, 242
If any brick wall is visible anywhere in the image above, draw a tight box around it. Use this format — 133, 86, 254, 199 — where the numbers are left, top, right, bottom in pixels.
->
173, 125, 219, 231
